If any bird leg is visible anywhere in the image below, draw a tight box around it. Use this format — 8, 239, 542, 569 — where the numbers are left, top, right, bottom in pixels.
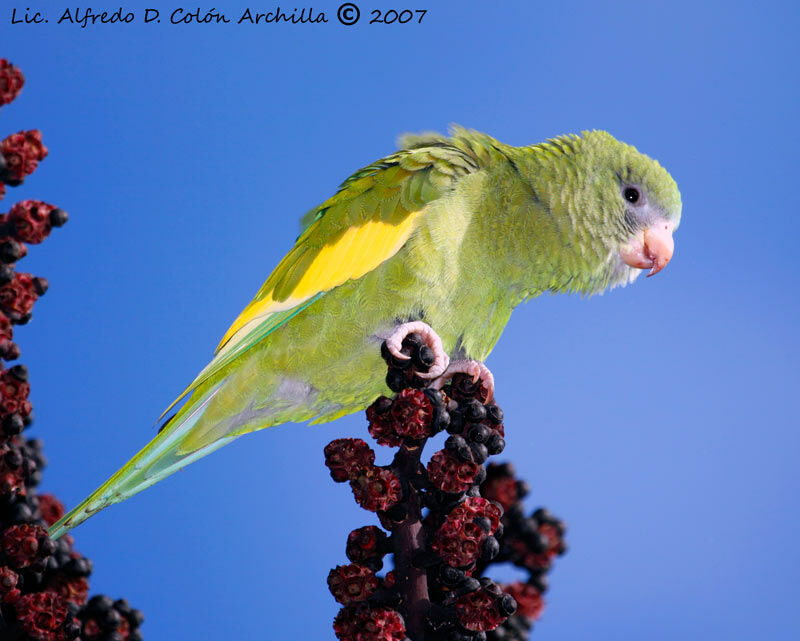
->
383, 320, 449, 379
432, 359, 495, 403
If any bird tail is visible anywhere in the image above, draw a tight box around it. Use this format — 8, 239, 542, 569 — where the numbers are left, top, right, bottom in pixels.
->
48, 380, 235, 539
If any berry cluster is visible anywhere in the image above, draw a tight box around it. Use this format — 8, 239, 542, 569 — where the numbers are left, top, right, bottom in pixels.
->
478, 464, 566, 641
0, 58, 144, 641
324, 331, 567, 641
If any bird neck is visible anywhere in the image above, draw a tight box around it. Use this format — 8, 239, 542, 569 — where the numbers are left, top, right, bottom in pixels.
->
475, 141, 628, 303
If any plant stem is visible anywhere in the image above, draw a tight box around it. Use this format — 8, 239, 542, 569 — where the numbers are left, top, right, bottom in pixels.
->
392, 442, 429, 640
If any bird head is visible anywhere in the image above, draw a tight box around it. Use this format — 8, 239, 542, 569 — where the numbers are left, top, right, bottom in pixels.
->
574, 130, 682, 284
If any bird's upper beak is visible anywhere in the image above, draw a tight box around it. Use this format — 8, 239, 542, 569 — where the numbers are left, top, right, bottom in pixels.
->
618, 220, 675, 277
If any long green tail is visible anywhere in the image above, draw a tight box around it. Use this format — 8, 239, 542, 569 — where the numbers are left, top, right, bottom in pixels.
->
48, 381, 234, 539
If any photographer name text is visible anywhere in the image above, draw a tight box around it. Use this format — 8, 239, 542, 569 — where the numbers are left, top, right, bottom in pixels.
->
9, 5, 428, 27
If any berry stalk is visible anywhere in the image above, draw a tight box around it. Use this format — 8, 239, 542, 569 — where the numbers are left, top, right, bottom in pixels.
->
390, 442, 429, 639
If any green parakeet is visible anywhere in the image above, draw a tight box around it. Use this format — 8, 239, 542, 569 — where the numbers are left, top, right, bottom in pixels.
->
49, 126, 681, 539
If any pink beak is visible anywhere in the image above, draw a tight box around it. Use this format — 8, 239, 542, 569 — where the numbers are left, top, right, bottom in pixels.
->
619, 220, 676, 277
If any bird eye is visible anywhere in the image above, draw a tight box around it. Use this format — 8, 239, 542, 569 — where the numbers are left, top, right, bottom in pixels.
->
623, 187, 640, 204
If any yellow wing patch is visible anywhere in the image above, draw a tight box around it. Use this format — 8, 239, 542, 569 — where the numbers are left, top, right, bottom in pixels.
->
216, 211, 424, 352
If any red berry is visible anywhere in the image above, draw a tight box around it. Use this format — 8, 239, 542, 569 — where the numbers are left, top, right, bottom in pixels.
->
538, 522, 564, 560
7, 200, 58, 244
47, 574, 90, 607
0, 60, 24, 108
432, 497, 502, 567
1, 523, 51, 569
1, 130, 47, 184
0, 366, 31, 419
324, 438, 375, 483
367, 398, 402, 447
346, 526, 388, 566
390, 388, 433, 440
14, 591, 68, 641
38, 493, 65, 526
503, 582, 544, 620
0, 565, 20, 604
0, 272, 39, 322
508, 538, 551, 572
480, 474, 518, 511
0, 313, 12, 342
427, 449, 479, 493
350, 467, 402, 512
333, 604, 406, 641
327, 563, 379, 605
454, 585, 509, 632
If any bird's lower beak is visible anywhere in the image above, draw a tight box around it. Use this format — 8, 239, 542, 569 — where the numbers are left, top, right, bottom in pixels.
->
619, 221, 675, 277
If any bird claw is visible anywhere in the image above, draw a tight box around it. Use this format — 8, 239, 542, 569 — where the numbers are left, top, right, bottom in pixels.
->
432, 359, 495, 403
384, 321, 450, 379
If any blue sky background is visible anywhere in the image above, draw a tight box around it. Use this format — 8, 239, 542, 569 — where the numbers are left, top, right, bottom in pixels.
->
2, 1, 799, 639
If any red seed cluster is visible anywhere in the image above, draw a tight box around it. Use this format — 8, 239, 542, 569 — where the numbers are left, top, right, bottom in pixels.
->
0, 130, 47, 185
38, 493, 66, 526
5, 200, 64, 244
432, 497, 502, 568
0, 441, 26, 494
0, 272, 43, 321
46, 574, 90, 608
0, 565, 21, 604
367, 397, 403, 447
14, 591, 69, 641
333, 603, 406, 641
350, 467, 402, 512
0, 60, 24, 109
0, 312, 15, 358
0, 365, 31, 420
507, 517, 566, 575
427, 449, 480, 493
454, 582, 515, 632
346, 526, 388, 569
502, 582, 544, 620
390, 388, 433, 439
1, 523, 53, 570
327, 564, 379, 605
480, 470, 520, 512
324, 438, 376, 482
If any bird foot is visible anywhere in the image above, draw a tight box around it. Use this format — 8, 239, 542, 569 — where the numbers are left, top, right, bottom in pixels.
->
384, 321, 449, 379
432, 359, 495, 403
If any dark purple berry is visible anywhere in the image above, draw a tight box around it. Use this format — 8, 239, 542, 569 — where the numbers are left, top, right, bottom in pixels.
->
486, 404, 503, 424
49, 208, 68, 227
3, 413, 24, 435
32, 277, 47, 295
469, 442, 488, 465
463, 399, 487, 423
8, 363, 27, 380
412, 345, 434, 370
486, 434, 505, 455
467, 423, 490, 444
385, 368, 407, 392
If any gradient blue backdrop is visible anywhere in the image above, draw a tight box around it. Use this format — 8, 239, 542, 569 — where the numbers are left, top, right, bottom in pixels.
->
2, 1, 798, 639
